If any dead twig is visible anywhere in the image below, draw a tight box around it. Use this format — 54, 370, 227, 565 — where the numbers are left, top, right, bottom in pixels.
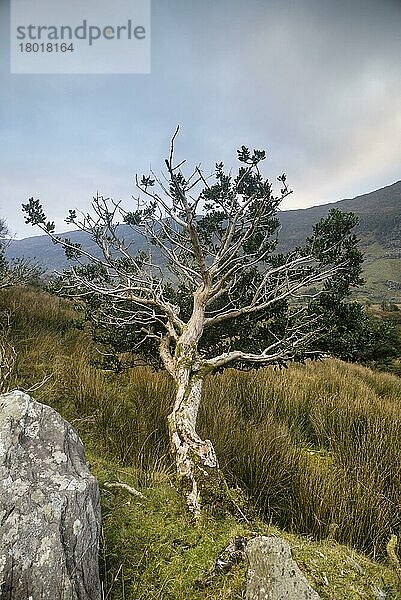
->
194, 536, 248, 589
103, 481, 145, 498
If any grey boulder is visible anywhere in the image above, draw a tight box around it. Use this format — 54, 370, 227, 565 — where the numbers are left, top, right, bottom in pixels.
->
0, 390, 101, 599
245, 536, 321, 599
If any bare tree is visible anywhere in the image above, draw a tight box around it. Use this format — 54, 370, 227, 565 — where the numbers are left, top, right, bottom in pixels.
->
22, 131, 362, 515
0, 258, 42, 289
0, 217, 42, 289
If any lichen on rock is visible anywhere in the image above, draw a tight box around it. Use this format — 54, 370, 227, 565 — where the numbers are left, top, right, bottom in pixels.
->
0, 390, 101, 599
245, 536, 321, 600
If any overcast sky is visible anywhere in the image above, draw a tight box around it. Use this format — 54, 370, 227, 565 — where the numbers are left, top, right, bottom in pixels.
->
1, 0, 400, 238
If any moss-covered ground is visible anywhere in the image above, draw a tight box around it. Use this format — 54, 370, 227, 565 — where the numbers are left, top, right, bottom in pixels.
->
1, 286, 400, 598
88, 442, 399, 599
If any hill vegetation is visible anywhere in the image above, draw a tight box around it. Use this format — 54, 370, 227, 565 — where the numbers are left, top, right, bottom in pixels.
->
278, 180, 401, 303
1, 285, 400, 598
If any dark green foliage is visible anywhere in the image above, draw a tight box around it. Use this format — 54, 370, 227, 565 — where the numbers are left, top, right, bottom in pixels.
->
84, 201, 365, 371
313, 297, 401, 364
304, 209, 363, 296
22, 197, 55, 232
302, 211, 401, 364
22, 144, 365, 373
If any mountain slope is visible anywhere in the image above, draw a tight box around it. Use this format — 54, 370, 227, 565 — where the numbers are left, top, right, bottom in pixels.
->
278, 180, 401, 251
6, 180, 401, 301
277, 181, 401, 301
5, 225, 139, 272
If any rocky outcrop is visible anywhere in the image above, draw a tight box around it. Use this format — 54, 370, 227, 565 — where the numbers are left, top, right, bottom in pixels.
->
0, 390, 101, 599
245, 536, 321, 600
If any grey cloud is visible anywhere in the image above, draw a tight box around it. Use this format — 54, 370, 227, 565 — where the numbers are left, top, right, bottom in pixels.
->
0, 0, 400, 235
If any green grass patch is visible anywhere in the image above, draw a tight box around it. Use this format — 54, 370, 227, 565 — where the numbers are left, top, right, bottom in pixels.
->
1, 286, 401, 598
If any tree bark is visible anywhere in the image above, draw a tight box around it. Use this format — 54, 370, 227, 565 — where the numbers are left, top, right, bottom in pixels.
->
167, 364, 219, 516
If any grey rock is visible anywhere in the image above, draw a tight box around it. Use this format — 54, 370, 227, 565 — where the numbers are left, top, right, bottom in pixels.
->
0, 390, 101, 599
245, 536, 321, 600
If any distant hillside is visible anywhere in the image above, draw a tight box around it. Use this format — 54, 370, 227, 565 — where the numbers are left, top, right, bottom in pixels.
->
6, 180, 401, 301
277, 181, 401, 302
278, 180, 401, 251
5, 225, 140, 272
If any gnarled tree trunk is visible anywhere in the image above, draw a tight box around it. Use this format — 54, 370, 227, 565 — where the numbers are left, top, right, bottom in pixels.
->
167, 361, 219, 516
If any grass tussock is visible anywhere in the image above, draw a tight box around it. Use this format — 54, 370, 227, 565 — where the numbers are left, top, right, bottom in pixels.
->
1, 286, 401, 597
201, 363, 401, 557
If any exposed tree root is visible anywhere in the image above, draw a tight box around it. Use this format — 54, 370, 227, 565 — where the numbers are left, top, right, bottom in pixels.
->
194, 536, 248, 589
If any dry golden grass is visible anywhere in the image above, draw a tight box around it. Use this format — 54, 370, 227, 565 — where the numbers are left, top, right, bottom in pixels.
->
1, 286, 401, 561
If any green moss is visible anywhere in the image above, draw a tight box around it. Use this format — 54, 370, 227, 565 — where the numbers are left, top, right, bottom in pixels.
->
85, 446, 399, 599
89, 450, 247, 599
299, 446, 335, 472
3, 286, 401, 598
289, 534, 399, 599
